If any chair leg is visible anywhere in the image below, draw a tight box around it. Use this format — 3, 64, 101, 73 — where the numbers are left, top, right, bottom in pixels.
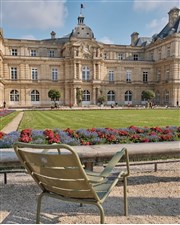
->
96, 203, 105, 224
36, 192, 44, 224
123, 176, 128, 216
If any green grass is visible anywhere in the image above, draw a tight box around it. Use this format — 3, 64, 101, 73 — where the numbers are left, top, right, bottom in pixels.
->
0, 111, 20, 130
18, 109, 180, 130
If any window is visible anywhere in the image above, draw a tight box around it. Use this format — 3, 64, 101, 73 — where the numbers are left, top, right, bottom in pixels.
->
108, 70, 114, 82
165, 69, 170, 81
48, 50, 55, 57
107, 90, 115, 101
125, 90, 132, 101
141, 91, 146, 101
104, 53, 108, 59
10, 90, 19, 101
11, 49, 17, 56
82, 90, 90, 101
82, 66, 90, 81
52, 68, 58, 81
32, 68, 38, 80
126, 70, 131, 83
150, 52, 154, 60
155, 91, 160, 104
133, 54, 138, 61
157, 70, 161, 82
31, 49, 37, 57
31, 90, 40, 102
117, 53, 123, 60
158, 48, 162, 60
165, 90, 169, 104
167, 46, 170, 57
143, 71, 148, 83
11, 67, 17, 80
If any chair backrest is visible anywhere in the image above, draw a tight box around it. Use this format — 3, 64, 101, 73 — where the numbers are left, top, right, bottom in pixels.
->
14, 143, 98, 200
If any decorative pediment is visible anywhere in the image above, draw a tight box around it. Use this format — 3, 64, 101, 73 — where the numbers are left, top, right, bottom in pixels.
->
62, 39, 104, 58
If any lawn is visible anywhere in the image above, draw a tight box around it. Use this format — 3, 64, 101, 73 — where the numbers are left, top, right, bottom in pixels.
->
18, 109, 180, 130
0, 111, 19, 130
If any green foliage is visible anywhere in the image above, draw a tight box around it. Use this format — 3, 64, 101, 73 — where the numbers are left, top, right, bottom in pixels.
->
142, 90, 155, 101
97, 96, 106, 104
48, 89, 61, 103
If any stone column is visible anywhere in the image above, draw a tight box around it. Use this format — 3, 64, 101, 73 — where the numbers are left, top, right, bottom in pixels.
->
92, 87, 96, 105
74, 87, 77, 106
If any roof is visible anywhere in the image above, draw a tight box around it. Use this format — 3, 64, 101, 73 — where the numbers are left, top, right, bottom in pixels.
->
70, 14, 94, 40
135, 37, 152, 47
153, 15, 180, 41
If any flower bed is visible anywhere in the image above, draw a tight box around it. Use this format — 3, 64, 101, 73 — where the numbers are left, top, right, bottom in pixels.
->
0, 109, 15, 117
0, 126, 180, 148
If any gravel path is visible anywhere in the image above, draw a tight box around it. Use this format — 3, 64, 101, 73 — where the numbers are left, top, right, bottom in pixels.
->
0, 162, 180, 224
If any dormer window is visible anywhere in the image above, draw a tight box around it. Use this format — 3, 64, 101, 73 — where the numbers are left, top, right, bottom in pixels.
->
11, 48, 18, 56
133, 54, 139, 61
48, 50, 55, 57
31, 49, 37, 57
117, 53, 124, 60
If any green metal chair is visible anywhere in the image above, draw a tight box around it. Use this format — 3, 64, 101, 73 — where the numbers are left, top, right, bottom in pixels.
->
13, 142, 130, 224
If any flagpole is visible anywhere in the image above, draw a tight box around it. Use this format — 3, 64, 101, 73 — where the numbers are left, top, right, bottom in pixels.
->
80, 4, 84, 14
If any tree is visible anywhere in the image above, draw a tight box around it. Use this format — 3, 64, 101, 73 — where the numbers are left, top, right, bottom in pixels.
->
48, 89, 61, 107
142, 90, 155, 108
97, 96, 106, 105
97, 90, 106, 105
142, 90, 155, 100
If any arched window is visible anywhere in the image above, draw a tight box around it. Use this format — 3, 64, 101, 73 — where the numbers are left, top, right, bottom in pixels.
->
125, 90, 132, 102
155, 90, 160, 104
82, 66, 90, 81
164, 90, 169, 104
82, 90, 90, 101
107, 90, 115, 101
141, 91, 146, 101
31, 90, 40, 101
10, 90, 19, 101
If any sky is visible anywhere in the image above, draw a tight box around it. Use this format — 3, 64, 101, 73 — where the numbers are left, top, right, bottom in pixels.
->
0, 0, 180, 45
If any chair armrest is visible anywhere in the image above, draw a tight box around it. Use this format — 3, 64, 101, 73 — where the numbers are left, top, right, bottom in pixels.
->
122, 148, 130, 177
100, 148, 128, 178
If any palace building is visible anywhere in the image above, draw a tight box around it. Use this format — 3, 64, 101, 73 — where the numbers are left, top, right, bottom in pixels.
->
0, 7, 180, 108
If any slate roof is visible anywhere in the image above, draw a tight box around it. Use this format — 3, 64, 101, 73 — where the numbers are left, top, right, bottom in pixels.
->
134, 37, 152, 47
153, 15, 180, 41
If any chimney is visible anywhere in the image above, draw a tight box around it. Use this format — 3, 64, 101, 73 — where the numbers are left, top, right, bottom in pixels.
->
131, 32, 139, 46
51, 31, 56, 39
168, 7, 180, 27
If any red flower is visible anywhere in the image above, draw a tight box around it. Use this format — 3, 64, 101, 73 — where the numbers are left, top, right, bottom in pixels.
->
0, 131, 5, 139
19, 129, 32, 143
43, 129, 60, 144
21, 129, 32, 136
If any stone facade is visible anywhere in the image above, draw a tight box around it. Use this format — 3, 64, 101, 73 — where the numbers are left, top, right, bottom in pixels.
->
0, 8, 180, 108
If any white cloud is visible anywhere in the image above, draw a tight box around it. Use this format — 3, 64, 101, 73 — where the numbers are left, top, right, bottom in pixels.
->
2, 0, 68, 30
99, 36, 114, 44
146, 16, 167, 35
133, 0, 179, 12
